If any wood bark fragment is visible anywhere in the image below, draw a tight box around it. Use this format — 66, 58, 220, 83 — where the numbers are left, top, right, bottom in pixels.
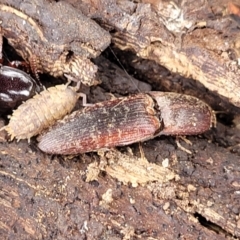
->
101, 149, 177, 187
72, 0, 240, 108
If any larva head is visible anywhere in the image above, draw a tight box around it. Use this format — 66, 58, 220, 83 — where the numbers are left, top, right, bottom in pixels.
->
63, 55, 99, 86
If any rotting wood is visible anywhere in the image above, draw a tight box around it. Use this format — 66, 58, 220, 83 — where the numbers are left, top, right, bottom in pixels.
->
1, 0, 240, 239
1, 53, 240, 239
71, 0, 240, 108
0, 0, 111, 85
0, 134, 239, 239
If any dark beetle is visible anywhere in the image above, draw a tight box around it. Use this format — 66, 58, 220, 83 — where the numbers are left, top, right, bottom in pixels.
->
0, 65, 42, 113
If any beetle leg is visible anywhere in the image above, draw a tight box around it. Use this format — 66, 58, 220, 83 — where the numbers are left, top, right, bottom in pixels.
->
175, 136, 192, 154
78, 93, 93, 107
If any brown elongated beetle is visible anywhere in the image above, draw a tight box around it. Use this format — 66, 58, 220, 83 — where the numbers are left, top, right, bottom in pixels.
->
38, 92, 216, 155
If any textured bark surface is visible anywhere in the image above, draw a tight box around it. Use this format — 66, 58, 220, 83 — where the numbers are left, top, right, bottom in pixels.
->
1, 0, 240, 239
71, 0, 240, 108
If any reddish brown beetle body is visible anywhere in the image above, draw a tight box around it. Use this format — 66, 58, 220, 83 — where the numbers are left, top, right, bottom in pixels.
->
1, 84, 79, 141
38, 92, 215, 155
38, 93, 163, 154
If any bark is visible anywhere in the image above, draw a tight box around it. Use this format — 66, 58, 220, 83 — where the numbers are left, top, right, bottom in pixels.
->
72, 0, 240, 108
1, 0, 240, 239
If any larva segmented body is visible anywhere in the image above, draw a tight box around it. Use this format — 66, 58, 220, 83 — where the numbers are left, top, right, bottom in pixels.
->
38, 92, 215, 155
1, 84, 79, 141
